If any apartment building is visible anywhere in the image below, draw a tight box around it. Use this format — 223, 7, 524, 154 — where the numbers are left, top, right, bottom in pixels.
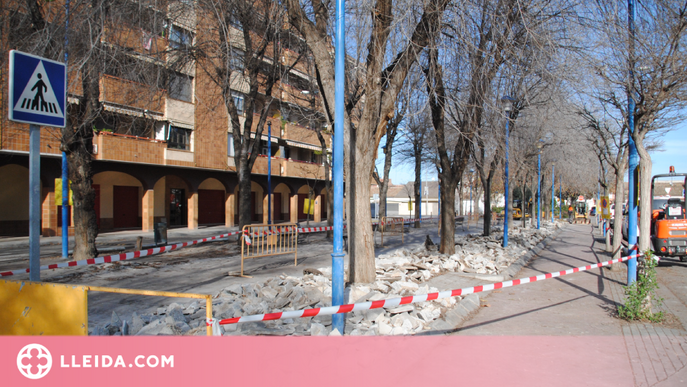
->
0, 0, 330, 236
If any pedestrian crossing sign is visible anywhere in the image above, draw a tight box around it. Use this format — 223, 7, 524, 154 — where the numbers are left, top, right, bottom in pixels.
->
8, 50, 66, 128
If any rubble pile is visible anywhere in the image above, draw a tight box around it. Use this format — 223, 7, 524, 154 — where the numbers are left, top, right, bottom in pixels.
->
90, 224, 557, 336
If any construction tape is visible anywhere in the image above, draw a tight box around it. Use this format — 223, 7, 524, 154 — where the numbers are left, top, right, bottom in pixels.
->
218, 253, 639, 326
0, 230, 244, 277
0, 216, 455, 277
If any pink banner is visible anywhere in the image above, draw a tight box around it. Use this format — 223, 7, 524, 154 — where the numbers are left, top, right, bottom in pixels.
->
2, 336, 632, 386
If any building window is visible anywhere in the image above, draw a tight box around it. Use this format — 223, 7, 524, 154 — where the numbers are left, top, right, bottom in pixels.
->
228, 13, 242, 30
232, 92, 245, 115
169, 25, 193, 50
228, 136, 235, 157
168, 126, 192, 150
169, 72, 193, 102
229, 48, 244, 72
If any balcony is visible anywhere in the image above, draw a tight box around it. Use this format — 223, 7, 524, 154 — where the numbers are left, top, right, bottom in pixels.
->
100, 75, 165, 113
93, 132, 166, 165
103, 25, 167, 59
283, 122, 324, 148
251, 155, 281, 176
282, 158, 325, 179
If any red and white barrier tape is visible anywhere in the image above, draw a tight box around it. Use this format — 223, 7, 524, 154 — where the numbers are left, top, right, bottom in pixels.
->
0, 230, 245, 277
218, 254, 639, 325
0, 216, 452, 277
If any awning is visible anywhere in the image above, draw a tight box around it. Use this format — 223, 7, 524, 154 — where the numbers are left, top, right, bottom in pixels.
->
168, 120, 194, 130
250, 133, 279, 143
103, 103, 164, 120
285, 140, 323, 152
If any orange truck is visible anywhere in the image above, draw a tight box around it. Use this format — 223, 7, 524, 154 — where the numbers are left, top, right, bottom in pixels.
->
651, 166, 687, 261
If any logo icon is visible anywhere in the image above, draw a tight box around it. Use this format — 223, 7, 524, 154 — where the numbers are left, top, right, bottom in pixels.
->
17, 344, 52, 380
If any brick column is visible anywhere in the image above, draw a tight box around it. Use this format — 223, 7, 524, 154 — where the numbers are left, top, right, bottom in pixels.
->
314, 194, 322, 222
226, 193, 235, 227
187, 191, 198, 229
42, 188, 57, 237
290, 194, 298, 223
142, 189, 154, 231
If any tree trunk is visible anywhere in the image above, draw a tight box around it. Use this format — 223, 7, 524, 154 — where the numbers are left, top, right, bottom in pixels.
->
237, 160, 252, 229
66, 26, 101, 261
636, 140, 652, 253
611, 173, 626, 269
315, 130, 333, 237
521, 175, 527, 229
483, 175, 492, 236
378, 148, 394, 221
439, 177, 458, 255
348, 148, 376, 284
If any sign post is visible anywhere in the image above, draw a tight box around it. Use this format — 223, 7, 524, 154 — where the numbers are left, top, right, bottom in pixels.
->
9, 50, 67, 281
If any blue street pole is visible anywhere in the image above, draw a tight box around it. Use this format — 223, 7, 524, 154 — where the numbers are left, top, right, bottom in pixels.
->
267, 122, 272, 225
62, 0, 70, 258
537, 151, 541, 230
597, 172, 601, 230
30, 125, 41, 281
331, 0, 345, 334
502, 96, 513, 247
551, 164, 555, 223
627, 0, 638, 285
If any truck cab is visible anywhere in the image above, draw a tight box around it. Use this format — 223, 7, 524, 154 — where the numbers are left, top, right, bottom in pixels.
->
650, 166, 687, 261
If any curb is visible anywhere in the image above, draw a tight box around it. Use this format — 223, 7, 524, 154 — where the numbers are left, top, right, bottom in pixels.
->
427, 226, 563, 334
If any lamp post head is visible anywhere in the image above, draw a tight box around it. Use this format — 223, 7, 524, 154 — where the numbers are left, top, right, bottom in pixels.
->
500, 95, 515, 112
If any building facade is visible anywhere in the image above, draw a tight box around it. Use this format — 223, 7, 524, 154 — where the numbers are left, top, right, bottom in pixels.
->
0, 0, 330, 236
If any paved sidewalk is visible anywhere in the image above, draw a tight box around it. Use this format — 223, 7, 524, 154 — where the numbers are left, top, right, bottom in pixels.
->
451, 224, 687, 386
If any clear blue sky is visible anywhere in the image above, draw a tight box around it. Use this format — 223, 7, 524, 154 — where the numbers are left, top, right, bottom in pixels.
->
651, 122, 687, 176
383, 123, 687, 185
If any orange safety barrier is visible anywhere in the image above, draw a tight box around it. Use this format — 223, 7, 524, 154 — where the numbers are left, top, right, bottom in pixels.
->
237, 223, 298, 277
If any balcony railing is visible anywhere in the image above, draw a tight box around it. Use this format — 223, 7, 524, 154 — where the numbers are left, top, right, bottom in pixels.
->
248, 154, 325, 180
100, 75, 165, 113
93, 132, 166, 165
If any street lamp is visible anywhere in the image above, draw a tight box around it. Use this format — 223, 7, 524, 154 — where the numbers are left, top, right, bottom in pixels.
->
536, 140, 543, 230
501, 95, 514, 247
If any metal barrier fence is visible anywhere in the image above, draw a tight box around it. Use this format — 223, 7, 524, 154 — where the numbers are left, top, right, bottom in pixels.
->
238, 223, 298, 277
380, 216, 404, 247
0, 279, 214, 336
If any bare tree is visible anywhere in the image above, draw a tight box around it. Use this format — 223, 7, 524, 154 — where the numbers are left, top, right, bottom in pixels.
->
372, 95, 406, 222
7, 0, 193, 259
286, 0, 451, 283
395, 103, 434, 228
194, 0, 304, 230
579, 107, 628, 262
588, 0, 687, 252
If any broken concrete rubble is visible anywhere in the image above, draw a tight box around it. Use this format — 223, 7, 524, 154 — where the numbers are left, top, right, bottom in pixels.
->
89, 223, 557, 336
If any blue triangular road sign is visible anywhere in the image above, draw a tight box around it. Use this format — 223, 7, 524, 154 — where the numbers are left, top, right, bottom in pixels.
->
9, 50, 66, 128
13, 61, 64, 118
